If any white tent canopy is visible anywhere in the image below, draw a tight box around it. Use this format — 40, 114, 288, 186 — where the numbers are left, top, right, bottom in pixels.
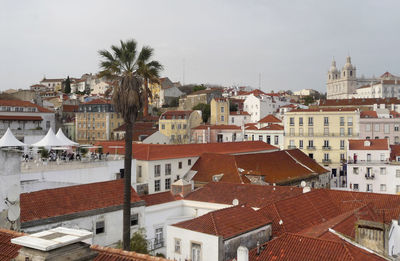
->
56, 129, 79, 146
31, 128, 68, 147
0, 128, 26, 147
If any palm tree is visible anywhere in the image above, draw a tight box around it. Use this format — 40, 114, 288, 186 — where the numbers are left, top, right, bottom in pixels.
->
98, 39, 152, 250
137, 46, 163, 117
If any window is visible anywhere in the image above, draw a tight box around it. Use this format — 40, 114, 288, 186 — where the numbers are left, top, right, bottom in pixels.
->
380, 168, 386, 175
340, 153, 345, 161
324, 117, 329, 126
324, 128, 329, 136
340, 117, 344, 126
397, 185, 400, 193
171, 124, 175, 129
138, 166, 142, 178
161, 124, 165, 130
308, 140, 314, 148
191, 243, 202, 261
155, 228, 163, 246
380, 154, 385, 162
348, 128, 353, 136
308, 128, 313, 136
380, 184, 387, 192
154, 180, 161, 192
274, 136, 279, 145
299, 117, 303, 126
289, 140, 295, 147
221, 106, 224, 113
366, 124, 371, 131
290, 117, 294, 126
130, 213, 139, 226
46, 121, 50, 130
178, 124, 181, 129
165, 178, 171, 190
299, 140, 303, 149
171, 135, 175, 141
290, 128, 294, 136
221, 115, 224, 122
395, 124, 399, 131
165, 164, 171, 175
154, 165, 161, 177
258, 135, 263, 141
347, 117, 353, 126
324, 153, 329, 161
340, 140, 345, 149
374, 124, 380, 132
299, 128, 303, 136
340, 128, 345, 136
308, 117, 313, 126
175, 238, 181, 253
353, 184, 359, 190
384, 124, 390, 134
396, 169, 400, 177
183, 124, 187, 129
95, 220, 105, 234
323, 140, 329, 147
367, 154, 371, 162
353, 167, 359, 174
188, 159, 192, 165
366, 184, 373, 192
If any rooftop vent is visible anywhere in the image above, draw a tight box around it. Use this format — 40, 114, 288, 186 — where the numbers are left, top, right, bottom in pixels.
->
364, 140, 371, 147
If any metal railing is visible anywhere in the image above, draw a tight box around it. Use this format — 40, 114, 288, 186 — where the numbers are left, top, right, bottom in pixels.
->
147, 238, 164, 251
322, 146, 331, 150
365, 173, 375, 180
322, 159, 331, 164
307, 146, 316, 150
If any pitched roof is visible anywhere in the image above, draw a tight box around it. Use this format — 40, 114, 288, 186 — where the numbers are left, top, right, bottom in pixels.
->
91, 245, 171, 261
320, 98, 400, 106
0, 115, 42, 121
348, 139, 389, 150
160, 110, 194, 119
258, 124, 284, 131
360, 111, 378, 118
249, 233, 385, 261
0, 229, 25, 261
40, 78, 64, 82
96, 141, 278, 161
258, 114, 281, 123
0, 99, 52, 113
20, 179, 143, 223
184, 182, 303, 208
229, 111, 249, 116
173, 205, 271, 239
84, 98, 111, 105
191, 149, 328, 185
380, 71, 397, 78
62, 104, 79, 112
141, 191, 177, 206
289, 107, 358, 112
390, 144, 400, 160
192, 124, 241, 130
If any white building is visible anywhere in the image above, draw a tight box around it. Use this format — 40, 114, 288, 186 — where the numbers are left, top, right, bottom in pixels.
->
293, 89, 318, 96
243, 94, 276, 123
345, 139, 400, 194
228, 111, 251, 126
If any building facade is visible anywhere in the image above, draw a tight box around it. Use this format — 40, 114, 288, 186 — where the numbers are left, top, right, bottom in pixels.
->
210, 98, 229, 125
359, 109, 400, 144
159, 110, 202, 144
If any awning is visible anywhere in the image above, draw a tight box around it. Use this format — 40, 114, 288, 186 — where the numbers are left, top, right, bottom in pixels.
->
0, 128, 26, 147
0, 115, 43, 121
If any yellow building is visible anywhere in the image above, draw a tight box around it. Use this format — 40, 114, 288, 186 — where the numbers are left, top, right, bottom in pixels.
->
210, 98, 229, 125
159, 110, 202, 144
148, 81, 161, 107
75, 99, 124, 143
284, 108, 360, 178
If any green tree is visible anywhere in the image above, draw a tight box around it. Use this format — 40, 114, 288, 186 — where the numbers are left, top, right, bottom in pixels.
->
64, 76, 71, 94
229, 103, 238, 112
303, 95, 315, 106
137, 47, 163, 117
98, 39, 153, 250
193, 103, 210, 123
130, 229, 149, 254
192, 84, 206, 93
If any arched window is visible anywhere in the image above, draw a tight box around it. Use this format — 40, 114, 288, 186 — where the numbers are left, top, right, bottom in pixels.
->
343, 71, 346, 77
350, 71, 353, 76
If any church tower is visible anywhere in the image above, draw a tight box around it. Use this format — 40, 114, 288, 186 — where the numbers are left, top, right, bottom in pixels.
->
327, 56, 357, 99
326, 59, 340, 99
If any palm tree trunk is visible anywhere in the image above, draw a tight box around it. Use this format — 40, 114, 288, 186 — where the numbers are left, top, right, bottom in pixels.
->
123, 120, 133, 250
143, 79, 149, 117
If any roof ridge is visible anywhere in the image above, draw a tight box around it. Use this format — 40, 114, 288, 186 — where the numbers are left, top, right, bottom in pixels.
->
284, 150, 315, 174
210, 211, 219, 236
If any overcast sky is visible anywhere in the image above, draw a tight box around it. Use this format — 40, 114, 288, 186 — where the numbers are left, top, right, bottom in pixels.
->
1, 0, 400, 93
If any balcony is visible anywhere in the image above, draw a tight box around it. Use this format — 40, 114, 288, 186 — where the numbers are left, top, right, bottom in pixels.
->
288, 145, 297, 149
147, 238, 164, 252
322, 146, 331, 150
322, 159, 331, 164
365, 173, 375, 180
307, 146, 316, 150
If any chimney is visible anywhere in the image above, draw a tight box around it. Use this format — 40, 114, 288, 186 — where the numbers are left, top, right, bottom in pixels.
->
256, 241, 260, 255
12, 227, 96, 261
171, 179, 192, 197
237, 246, 249, 261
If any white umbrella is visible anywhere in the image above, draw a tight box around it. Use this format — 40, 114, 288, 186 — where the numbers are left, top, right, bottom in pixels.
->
31, 128, 67, 147
0, 128, 26, 147
56, 128, 79, 146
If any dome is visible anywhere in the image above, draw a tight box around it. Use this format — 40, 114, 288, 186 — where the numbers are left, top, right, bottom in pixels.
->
343, 56, 354, 70
329, 59, 338, 73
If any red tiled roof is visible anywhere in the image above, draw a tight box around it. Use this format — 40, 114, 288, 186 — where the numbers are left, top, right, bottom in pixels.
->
141, 191, 177, 206
245, 125, 258, 130
258, 114, 281, 123
348, 139, 389, 150
41, 78, 64, 82
184, 182, 303, 208
30, 84, 47, 87
320, 98, 400, 106
95, 141, 278, 161
192, 124, 241, 130
0, 229, 25, 261
360, 111, 378, 118
390, 110, 400, 118
258, 124, 284, 131
191, 150, 328, 186
249, 233, 385, 261
160, 110, 194, 119
20, 179, 143, 223
229, 111, 249, 116
173, 205, 271, 239
0, 99, 52, 113
84, 99, 111, 105
380, 71, 397, 78
390, 144, 400, 160
0, 115, 42, 121
289, 107, 358, 112
91, 245, 171, 261
62, 104, 79, 112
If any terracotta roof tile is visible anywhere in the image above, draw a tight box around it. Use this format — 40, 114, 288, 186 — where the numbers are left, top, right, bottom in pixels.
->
229, 111, 249, 116
192, 124, 241, 130
160, 110, 194, 119
141, 191, 177, 206
92, 245, 171, 261
184, 182, 303, 208
173, 205, 271, 239
20, 179, 142, 223
360, 111, 378, 118
348, 139, 389, 150
258, 114, 282, 123
390, 144, 400, 160
0, 99, 52, 113
0, 229, 25, 261
249, 233, 385, 261
289, 107, 359, 112
0, 115, 42, 121
84, 99, 111, 105
320, 98, 400, 106
95, 141, 278, 161
258, 124, 284, 131
62, 104, 79, 112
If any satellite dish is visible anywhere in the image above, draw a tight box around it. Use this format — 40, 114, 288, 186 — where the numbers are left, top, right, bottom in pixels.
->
232, 199, 239, 206
300, 181, 306, 188
7, 185, 20, 204
7, 204, 20, 222
279, 220, 283, 225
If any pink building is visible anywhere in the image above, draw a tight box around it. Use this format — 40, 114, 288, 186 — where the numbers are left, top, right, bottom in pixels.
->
359, 110, 400, 144
191, 124, 243, 143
